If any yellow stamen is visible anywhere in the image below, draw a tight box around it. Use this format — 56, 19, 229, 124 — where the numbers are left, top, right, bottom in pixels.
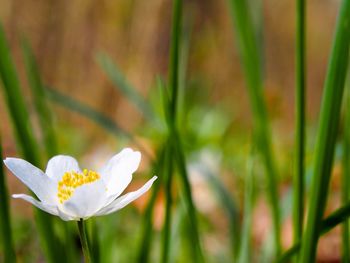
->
57, 169, 100, 204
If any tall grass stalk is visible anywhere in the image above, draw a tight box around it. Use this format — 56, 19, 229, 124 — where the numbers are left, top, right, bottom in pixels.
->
226, 0, 281, 255
21, 38, 79, 263
0, 23, 61, 263
21, 38, 58, 157
174, 140, 205, 263
200, 164, 240, 258
341, 68, 350, 262
300, 0, 350, 261
278, 200, 350, 263
161, 0, 205, 261
293, 0, 306, 256
161, 0, 180, 260
137, 148, 165, 263
237, 152, 255, 263
161, 144, 174, 263
280, 203, 350, 261
0, 140, 16, 263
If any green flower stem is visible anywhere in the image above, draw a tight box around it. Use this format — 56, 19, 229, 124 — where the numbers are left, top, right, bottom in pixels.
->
78, 219, 92, 263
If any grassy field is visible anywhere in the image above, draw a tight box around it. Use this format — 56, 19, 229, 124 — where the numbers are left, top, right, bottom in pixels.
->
1, 0, 350, 262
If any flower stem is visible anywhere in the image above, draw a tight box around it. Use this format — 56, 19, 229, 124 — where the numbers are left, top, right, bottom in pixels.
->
78, 219, 92, 263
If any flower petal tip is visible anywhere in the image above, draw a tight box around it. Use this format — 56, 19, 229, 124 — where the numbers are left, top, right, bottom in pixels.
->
151, 175, 158, 181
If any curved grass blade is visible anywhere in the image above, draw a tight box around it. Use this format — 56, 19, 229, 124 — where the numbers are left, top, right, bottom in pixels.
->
0, 140, 16, 263
47, 88, 129, 138
47, 88, 153, 160
0, 22, 61, 263
278, 202, 350, 263
96, 53, 155, 121
299, 0, 350, 261
226, 0, 281, 255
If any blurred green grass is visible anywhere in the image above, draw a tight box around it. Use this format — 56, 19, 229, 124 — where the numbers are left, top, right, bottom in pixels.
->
0, 0, 349, 262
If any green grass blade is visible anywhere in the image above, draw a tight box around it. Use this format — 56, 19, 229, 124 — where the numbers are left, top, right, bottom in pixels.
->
168, 0, 182, 125
159, 0, 182, 262
226, 0, 281, 255
96, 53, 155, 121
299, 0, 350, 261
237, 153, 255, 263
164, 0, 205, 261
277, 201, 350, 262
47, 88, 129, 138
21, 38, 58, 158
342, 75, 350, 262
275, 245, 301, 263
21, 39, 79, 263
47, 88, 152, 159
293, 0, 306, 254
199, 163, 240, 258
161, 143, 174, 263
0, 22, 61, 263
321, 202, 350, 235
175, 138, 205, 263
137, 147, 165, 263
0, 140, 16, 263
0, 24, 40, 164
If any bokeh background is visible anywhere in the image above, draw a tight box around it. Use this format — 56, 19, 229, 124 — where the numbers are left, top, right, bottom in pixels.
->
0, 0, 345, 262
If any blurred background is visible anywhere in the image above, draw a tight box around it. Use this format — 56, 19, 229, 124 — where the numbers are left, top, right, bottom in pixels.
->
0, 0, 345, 262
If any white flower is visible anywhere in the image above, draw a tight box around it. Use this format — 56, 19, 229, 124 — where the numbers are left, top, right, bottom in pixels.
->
4, 148, 157, 221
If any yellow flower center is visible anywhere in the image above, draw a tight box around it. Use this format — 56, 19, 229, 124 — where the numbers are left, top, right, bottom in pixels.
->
57, 169, 100, 204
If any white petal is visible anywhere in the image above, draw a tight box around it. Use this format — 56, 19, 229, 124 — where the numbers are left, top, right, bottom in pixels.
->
12, 194, 58, 216
61, 180, 108, 219
45, 155, 81, 182
4, 158, 56, 203
56, 209, 77, 221
99, 148, 141, 200
95, 176, 157, 216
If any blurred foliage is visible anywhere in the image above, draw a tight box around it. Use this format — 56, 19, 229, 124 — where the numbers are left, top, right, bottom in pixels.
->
0, 0, 349, 262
